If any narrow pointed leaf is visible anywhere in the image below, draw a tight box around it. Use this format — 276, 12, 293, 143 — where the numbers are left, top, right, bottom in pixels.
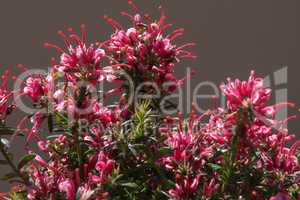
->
18, 154, 36, 170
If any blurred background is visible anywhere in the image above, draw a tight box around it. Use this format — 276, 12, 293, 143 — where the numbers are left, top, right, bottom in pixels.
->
0, 0, 299, 191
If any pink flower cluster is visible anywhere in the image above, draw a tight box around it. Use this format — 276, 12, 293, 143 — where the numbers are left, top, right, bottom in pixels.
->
104, 5, 195, 93
161, 72, 299, 199
0, 1, 299, 200
45, 25, 108, 85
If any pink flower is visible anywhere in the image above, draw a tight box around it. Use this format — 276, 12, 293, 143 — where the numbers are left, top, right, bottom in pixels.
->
34, 155, 48, 167
92, 102, 117, 125
269, 192, 290, 200
0, 70, 13, 118
201, 179, 220, 198
202, 110, 232, 145
59, 179, 76, 200
26, 159, 66, 200
93, 151, 115, 183
23, 76, 46, 102
220, 71, 271, 113
273, 142, 300, 172
1, 2, 299, 199
105, 6, 196, 93
161, 116, 197, 170
53, 89, 65, 101
96, 152, 115, 174
169, 175, 200, 199
220, 71, 295, 145
77, 185, 95, 200
27, 112, 45, 143
161, 110, 217, 172
45, 25, 109, 85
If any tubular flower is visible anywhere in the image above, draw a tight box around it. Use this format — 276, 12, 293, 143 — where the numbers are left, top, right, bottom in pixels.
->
220, 71, 272, 112
201, 109, 233, 145
0, 70, 12, 119
104, 2, 196, 93
221, 71, 295, 125
93, 151, 115, 184
23, 76, 47, 102
161, 111, 222, 200
45, 25, 111, 85
27, 112, 45, 143
27, 164, 63, 200
169, 175, 200, 200
0, 1, 299, 200
160, 113, 198, 171
59, 179, 76, 200
220, 71, 296, 151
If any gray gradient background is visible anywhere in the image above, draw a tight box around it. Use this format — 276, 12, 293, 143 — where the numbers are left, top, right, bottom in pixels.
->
0, 0, 299, 191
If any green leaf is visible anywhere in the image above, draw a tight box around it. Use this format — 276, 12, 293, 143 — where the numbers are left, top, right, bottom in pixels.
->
47, 134, 62, 139
54, 112, 69, 129
121, 182, 139, 188
208, 163, 222, 171
83, 148, 96, 157
111, 174, 124, 184
157, 147, 172, 157
18, 154, 36, 170
10, 191, 27, 200
128, 144, 138, 157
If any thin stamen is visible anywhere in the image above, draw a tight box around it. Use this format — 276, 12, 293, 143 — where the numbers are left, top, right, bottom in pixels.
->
128, 0, 140, 13
16, 64, 28, 72
80, 24, 87, 44
176, 43, 196, 51
158, 5, 166, 26
44, 43, 65, 53
120, 11, 134, 22
103, 15, 123, 30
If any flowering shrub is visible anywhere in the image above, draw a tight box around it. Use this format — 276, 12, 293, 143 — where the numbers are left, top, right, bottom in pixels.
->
0, 1, 299, 200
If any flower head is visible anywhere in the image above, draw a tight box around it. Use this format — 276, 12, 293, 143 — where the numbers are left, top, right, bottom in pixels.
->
220, 71, 271, 112
59, 179, 76, 200
104, 2, 196, 93
23, 76, 46, 102
45, 25, 110, 85
169, 175, 200, 199
93, 151, 115, 183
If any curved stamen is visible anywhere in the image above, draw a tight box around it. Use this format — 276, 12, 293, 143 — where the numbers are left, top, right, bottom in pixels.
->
168, 28, 185, 40
128, 0, 140, 13
158, 5, 166, 26
44, 43, 65, 53
69, 34, 84, 47
103, 15, 123, 30
80, 24, 87, 44
120, 11, 134, 22
57, 30, 71, 48
176, 43, 196, 51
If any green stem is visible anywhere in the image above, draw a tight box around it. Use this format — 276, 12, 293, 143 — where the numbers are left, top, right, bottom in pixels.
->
221, 121, 244, 194
73, 86, 87, 175
0, 143, 29, 185
72, 124, 83, 174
